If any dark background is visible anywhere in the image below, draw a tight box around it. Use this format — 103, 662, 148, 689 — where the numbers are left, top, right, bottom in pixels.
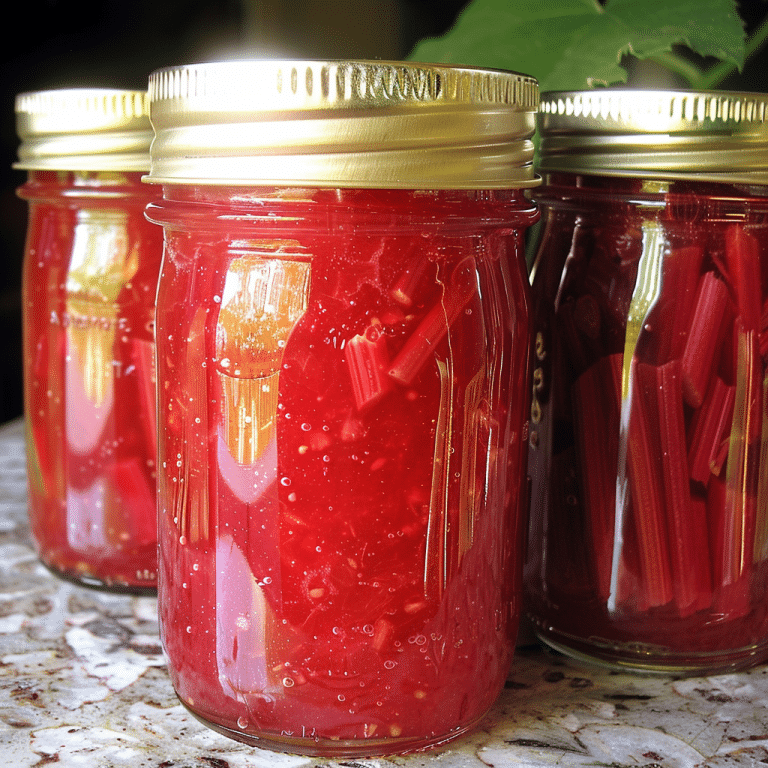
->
0, 0, 766, 424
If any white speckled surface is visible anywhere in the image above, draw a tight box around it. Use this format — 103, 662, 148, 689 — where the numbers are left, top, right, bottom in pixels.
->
2, 417, 768, 767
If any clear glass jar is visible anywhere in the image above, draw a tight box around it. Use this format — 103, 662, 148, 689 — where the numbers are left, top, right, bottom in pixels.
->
145, 59, 540, 756
526, 89, 768, 674
15, 90, 162, 592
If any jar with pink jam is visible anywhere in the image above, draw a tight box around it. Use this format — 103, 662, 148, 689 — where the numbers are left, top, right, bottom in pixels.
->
16, 89, 162, 592
144, 60, 540, 756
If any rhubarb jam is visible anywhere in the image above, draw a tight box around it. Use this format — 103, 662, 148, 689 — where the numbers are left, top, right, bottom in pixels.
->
526, 89, 768, 674
15, 91, 161, 592
145, 60, 540, 756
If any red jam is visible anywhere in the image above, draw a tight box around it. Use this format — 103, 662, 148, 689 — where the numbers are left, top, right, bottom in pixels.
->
526, 174, 768, 673
149, 186, 537, 755
20, 170, 162, 591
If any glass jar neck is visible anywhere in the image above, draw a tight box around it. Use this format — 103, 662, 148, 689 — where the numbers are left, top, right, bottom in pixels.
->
534, 172, 768, 223
17, 170, 154, 204
146, 184, 540, 235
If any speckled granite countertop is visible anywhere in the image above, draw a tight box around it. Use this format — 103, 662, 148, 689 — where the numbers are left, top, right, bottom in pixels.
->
1, 417, 768, 767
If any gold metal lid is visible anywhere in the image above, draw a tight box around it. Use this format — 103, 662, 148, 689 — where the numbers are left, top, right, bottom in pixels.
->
144, 60, 540, 189
14, 89, 152, 172
538, 89, 768, 184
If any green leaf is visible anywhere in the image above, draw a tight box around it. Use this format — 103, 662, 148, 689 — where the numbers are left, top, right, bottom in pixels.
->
408, 0, 745, 91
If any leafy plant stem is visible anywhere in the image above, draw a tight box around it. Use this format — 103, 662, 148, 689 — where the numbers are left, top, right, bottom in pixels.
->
644, 50, 704, 87
696, 12, 768, 89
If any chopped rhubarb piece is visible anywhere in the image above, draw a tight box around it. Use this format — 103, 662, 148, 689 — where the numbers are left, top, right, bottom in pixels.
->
653, 244, 705, 364
687, 376, 736, 486
721, 321, 760, 587
639, 360, 711, 615
710, 435, 731, 478
345, 321, 391, 411
544, 447, 594, 596
557, 297, 599, 375
571, 354, 644, 607
132, 338, 157, 453
108, 457, 157, 547
30, 325, 66, 499
622, 359, 674, 609
708, 474, 752, 620
681, 271, 732, 409
423, 358, 452, 602
690, 494, 713, 613
370, 617, 395, 653
753, 371, 768, 563
390, 256, 431, 307
707, 472, 727, 573
389, 257, 477, 386
725, 224, 763, 334
571, 354, 620, 601
760, 296, 768, 361
720, 318, 762, 444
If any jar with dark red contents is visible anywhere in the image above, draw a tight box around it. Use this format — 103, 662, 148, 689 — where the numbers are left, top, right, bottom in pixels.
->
526, 89, 768, 674
15, 90, 162, 592
144, 60, 539, 756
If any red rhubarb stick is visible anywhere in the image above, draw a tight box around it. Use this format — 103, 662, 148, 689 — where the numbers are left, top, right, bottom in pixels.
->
390, 255, 430, 308
760, 295, 768, 361
687, 376, 736, 486
722, 321, 760, 588
681, 271, 732, 409
388, 257, 477, 386
108, 457, 157, 547
753, 370, 768, 563
556, 296, 601, 376
545, 447, 595, 596
708, 473, 752, 620
572, 354, 621, 601
345, 321, 391, 411
132, 338, 158, 454
654, 244, 705, 364
622, 360, 675, 609
725, 224, 762, 334
640, 360, 712, 615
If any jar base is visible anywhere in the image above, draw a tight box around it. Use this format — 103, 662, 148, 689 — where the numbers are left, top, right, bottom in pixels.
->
179, 700, 480, 758
534, 627, 768, 677
39, 558, 157, 596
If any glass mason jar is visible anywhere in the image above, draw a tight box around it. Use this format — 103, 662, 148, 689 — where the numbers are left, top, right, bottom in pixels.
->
144, 60, 540, 756
15, 90, 163, 592
526, 89, 768, 674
